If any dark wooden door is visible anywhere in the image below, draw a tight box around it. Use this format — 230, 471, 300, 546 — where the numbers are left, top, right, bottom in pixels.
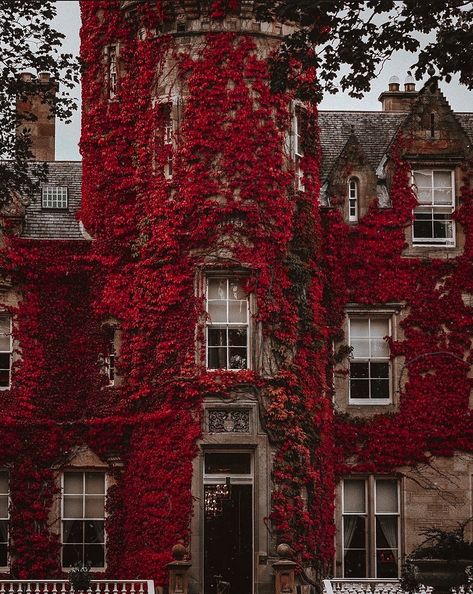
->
204, 484, 253, 594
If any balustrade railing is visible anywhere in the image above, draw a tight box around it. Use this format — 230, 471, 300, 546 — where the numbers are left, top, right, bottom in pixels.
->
0, 581, 155, 594
323, 579, 433, 594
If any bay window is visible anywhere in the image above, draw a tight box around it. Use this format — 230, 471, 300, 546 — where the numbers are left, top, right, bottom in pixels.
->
349, 316, 391, 403
62, 471, 106, 569
206, 277, 249, 370
412, 169, 455, 246
342, 477, 400, 578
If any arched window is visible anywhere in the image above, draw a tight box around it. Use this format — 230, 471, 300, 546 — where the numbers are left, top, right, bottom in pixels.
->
348, 178, 359, 222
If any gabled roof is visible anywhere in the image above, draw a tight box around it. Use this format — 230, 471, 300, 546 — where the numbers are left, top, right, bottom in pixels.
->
22, 161, 85, 241
318, 111, 405, 180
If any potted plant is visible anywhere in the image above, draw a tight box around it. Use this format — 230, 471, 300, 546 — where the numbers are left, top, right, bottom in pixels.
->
405, 519, 473, 593
68, 563, 92, 592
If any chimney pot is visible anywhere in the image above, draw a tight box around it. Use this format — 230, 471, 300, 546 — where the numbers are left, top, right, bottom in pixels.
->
388, 75, 400, 92
404, 73, 416, 92
20, 72, 33, 82
38, 72, 51, 83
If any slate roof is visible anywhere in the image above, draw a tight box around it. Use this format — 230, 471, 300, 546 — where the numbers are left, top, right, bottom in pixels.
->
318, 111, 406, 180
22, 161, 86, 241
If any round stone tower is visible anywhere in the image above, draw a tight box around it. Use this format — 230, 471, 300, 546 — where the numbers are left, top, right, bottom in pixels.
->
80, 1, 332, 591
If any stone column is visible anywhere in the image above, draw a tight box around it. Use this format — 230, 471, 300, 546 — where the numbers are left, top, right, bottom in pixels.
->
167, 543, 192, 594
273, 543, 298, 594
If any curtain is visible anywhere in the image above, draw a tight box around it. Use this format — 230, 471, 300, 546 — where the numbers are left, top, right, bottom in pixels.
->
344, 516, 358, 549
377, 516, 398, 551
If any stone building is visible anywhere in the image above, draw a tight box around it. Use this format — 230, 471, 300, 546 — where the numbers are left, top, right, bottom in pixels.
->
0, 2, 472, 594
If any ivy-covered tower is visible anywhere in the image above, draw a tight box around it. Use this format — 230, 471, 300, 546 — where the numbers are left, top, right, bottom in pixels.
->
80, 1, 333, 592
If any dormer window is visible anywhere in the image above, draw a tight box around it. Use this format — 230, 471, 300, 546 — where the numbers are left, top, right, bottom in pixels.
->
412, 170, 455, 246
42, 187, 68, 210
348, 178, 358, 222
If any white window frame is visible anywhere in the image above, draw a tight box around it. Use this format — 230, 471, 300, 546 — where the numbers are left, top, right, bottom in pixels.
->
348, 315, 392, 405
0, 471, 9, 570
107, 45, 118, 99
412, 169, 455, 247
105, 327, 116, 387
205, 277, 250, 371
61, 471, 107, 570
0, 314, 12, 390
342, 477, 400, 579
41, 187, 68, 210
348, 178, 358, 222
294, 107, 305, 192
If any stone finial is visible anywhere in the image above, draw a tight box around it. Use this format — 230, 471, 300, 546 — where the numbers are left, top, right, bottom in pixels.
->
276, 543, 294, 559
172, 542, 187, 561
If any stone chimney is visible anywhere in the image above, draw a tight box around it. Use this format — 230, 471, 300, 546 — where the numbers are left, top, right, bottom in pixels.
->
16, 71, 57, 161
378, 73, 418, 112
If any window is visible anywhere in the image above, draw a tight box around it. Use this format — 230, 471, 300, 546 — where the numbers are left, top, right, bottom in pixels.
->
104, 326, 116, 386
0, 315, 12, 389
62, 471, 106, 568
0, 472, 8, 568
348, 178, 358, 222
342, 477, 400, 578
412, 170, 455, 246
294, 107, 304, 191
108, 45, 118, 99
349, 316, 390, 403
206, 277, 249, 370
41, 187, 68, 209
152, 101, 174, 179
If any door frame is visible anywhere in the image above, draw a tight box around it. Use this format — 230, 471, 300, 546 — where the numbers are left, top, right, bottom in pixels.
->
202, 450, 255, 594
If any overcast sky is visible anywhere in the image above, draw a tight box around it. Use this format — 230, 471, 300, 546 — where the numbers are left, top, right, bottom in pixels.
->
54, 0, 473, 161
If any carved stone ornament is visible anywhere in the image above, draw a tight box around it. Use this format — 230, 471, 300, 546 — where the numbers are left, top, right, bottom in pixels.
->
208, 409, 250, 433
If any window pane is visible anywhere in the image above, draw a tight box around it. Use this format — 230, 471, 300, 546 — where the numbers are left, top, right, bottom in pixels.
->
0, 520, 7, 542
84, 544, 105, 567
0, 317, 10, 335
207, 301, 227, 323
64, 473, 83, 495
208, 279, 227, 300
63, 544, 82, 567
376, 549, 398, 578
84, 496, 105, 518
414, 213, 433, 239
370, 362, 389, 379
434, 188, 452, 205
416, 188, 432, 204
0, 496, 8, 519
370, 319, 389, 338
63, 520, 83, 543
0, 369, 9, 388
228, 301, 247, 324
370, 379, 390, 399
0, 336, 9, 352
0, 472, 8, 494
228, 328, 247, 347
343, 480, 366, 513
350, 362, 369, 378
433, 214, 453, 239
350, 379, 369, 399
376, 480, 398, 513
208, 328, 227, 347
0, 543, 6, 567
205, 453, 251, 474
376, 516, 398, 548
371, 339, 389, 358
85, 520, 104, 543
414, 170, 432, 188
85, 473, 105, 495
344, 515, 366, 548
350, 319, 369, 338
64, 496, 83, 518
344, 549, 367, 578
351, 339, 369, 358
207, 347, 227, 369
228, 279, 246, 300
433, 171, 452, 188
229, 348, 247, 369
